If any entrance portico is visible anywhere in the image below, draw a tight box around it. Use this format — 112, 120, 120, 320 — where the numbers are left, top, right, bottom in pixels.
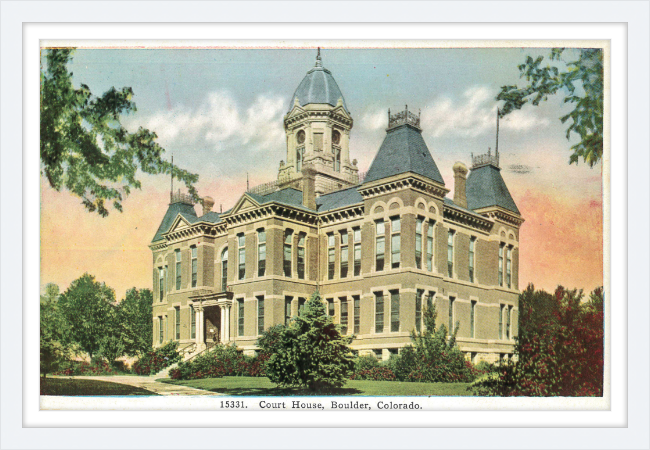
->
189, 289, 234, 351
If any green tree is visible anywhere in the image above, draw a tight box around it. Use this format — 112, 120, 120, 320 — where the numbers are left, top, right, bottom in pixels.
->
497, 48, 603, 166
116, 288, 153, 357
58, 273, 117, 360
40, 48, 199, 217
40, 283, 76, 377
257, 292, 355, 391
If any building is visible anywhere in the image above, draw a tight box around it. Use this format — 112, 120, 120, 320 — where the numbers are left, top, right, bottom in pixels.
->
149, 50, 524, 363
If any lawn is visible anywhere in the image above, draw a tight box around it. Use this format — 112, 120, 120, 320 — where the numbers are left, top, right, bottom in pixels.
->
160, 376, 472, 396
40, 377, 159, 396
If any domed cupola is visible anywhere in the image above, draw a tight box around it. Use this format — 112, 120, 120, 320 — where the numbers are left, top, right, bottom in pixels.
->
289, 48, 349, 113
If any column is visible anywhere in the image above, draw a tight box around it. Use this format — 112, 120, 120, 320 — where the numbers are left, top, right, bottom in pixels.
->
219, 306, 225, 343
198, 308, 205, 349
225, 305, 231, 343
194, 308, 201, 346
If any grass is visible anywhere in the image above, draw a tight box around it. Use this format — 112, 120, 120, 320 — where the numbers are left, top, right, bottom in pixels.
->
40, 377, 159, 396
160, 376, 472, 396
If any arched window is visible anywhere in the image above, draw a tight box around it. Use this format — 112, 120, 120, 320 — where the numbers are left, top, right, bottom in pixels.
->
221, 248, 228, 291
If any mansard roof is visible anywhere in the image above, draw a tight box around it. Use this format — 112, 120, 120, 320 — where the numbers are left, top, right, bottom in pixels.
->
316, 186, 363, 212
363, 124, 445, 185
466, 164, 520, 215
151, 202, 198, 243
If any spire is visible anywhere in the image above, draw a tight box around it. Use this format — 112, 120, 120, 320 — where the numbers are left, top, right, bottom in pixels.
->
315, 47, 322, 68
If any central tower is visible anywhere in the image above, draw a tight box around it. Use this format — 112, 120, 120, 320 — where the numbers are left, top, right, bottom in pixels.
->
278, 48, 359, 195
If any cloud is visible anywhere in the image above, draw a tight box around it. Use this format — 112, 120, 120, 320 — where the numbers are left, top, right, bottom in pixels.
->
360, 109, 388, 131
126, 91, 286, 153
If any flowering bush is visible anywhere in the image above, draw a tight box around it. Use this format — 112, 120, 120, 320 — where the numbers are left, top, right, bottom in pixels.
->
169, 344, 268, 380
132, 341, 181, 375
350, 366, 397, 381
53, 359, 117, 376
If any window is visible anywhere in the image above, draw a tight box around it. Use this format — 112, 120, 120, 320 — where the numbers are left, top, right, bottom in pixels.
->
448, 297, 455, 333
296, 146, 304, 171
390, 291, 400, 332
375, 221, 385, 271
314, 133, 323, 152
175, 249, 182, 290
507, 305, 513, 339
284, 230, 293, 277
499, 304, 504, 339
327, 233, 335, 279
285, 297, 293, 325
238, 298, 245, 337
158, 316, 164, 344
298, 297, 306, 316
190, 305, 196, 339
391, 217, 401, 269
427, 220, 435, 272
257, 230, 266, 277
221, 248, 228, 291
191, 246, 198, 288
426, 291, 435, 312
470, 300, 477, 338
257, 296, 265, 335
163, 266, 167, 296
415, 289, 424, 332
498, 243, 505, 286
297, 233, 306, 280
238, 234, 246, 280
175, 306, 180, 340
375, 292, 384, 333
340, 298, 348, 334
340, 230, 349, 278
447, 230, 455, 278
415, 218, 423, 269
353, 295, 361, 334
334, 147, 341, 172
353, 228, 361, 276
469, 237, 476, 283
327, 298, 335, 317
506, 246, 512, 288
158, 267, 164, 301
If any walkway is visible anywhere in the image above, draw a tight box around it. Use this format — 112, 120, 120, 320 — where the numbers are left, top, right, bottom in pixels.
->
59, 375, 221, 396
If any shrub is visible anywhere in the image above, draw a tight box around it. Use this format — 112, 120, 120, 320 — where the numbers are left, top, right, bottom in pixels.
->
354, 355, 381, 373
350, 366, 396, 381
53, 359, 117, 376
132, 341, 181, 375
169, 343, 268, 380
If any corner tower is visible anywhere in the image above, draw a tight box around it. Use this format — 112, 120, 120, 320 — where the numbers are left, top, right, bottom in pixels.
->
279, 48, 359, 195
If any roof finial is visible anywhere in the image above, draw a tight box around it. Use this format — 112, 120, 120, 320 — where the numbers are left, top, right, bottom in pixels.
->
315, 47, 322, 68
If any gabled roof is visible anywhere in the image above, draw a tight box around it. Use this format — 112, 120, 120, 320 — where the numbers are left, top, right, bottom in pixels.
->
151, 202, 198, 243
316, 186, 363, 212
363, 124, 445, 185
466, 164, 520, 215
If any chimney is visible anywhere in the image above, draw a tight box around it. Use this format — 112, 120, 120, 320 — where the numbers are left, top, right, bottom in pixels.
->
201, 196, 215, 215
453, 162, 468, 208
301, 167, 317, 210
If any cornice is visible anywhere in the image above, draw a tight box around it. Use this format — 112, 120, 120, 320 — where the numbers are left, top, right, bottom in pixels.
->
358, 174, 449, 200
474, 206, 525, 227
442, 204, 494, 232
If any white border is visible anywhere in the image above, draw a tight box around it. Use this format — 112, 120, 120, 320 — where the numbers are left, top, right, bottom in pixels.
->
0, 3, 647, 450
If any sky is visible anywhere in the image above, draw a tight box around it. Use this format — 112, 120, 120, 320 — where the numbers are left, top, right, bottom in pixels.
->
40, 46, 604, 301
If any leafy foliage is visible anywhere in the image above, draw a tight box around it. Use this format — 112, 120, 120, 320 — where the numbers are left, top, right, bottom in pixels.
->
40, 284, 77, 376
53, 359, 118, 377
40, 48, 199, 216
473, 285, 604, 396
257, 291, 355, 391
132, 341, 181, 375
115, 288, 153, 357
497, 48, 603, 166
169, 344, 267, 380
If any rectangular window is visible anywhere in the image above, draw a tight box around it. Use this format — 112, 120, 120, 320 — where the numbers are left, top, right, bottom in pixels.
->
340, 298, 348, 335
499, 304, 504, 339
426, 291, 435, 312
340, 231, 349, 278
327, 298, 335, 317
427, 220, 435, 272
448, 297, 455, 333
375, 292, 384, 333
298, 297, 306, 316
353, 295, 360, 334
334, 148, 341, 172
506, 246, 512, 288
163, 266, 167, 296
470, 300, 477, 338
257, 296, 265, 335
238, 234, 246, 280
375, 221, 385, 271
297, 233, 306, 279
158, 267, 164, 301
175, 249, 182, 290
221, 250, 228, 291
284, 230, 293, 277
159, 316, 164, 344
238, 298, 245, 337
390, 291, 400, 332
447, 230, 454, 278
415, 218, 423, 269
415, 289, 424, 332
498, 243, 505, 286
313, 133, 323, 152
191, 246, 198, 288
257, 230, 266, 277
285, 296, 293, 325
175, 306, 180, 340
327, 233, 335, 279
507, 305, 513, 339
469, 237, 476, 283
353, 228, 361, 276
391, 217, 401, 269
190, 305, 196, 339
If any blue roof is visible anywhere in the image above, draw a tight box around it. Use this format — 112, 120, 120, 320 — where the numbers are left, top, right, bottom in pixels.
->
151, 202, 198, 243
363, 124, 445, 185
247, 188, 314, 212
290, 65, 349, 113
466, 164, 520, 215
316, 186, 363, 212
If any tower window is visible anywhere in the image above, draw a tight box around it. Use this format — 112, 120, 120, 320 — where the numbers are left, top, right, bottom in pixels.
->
340, 230, 349, 278
415, 218, 423, 269
332, 129, 341, 145
334, 148, 341, 172
353, 227, 361, 276
296, 147, 304, 171
391, 217, 401, 269
238, 234, 246, 280
314, 133, 323, 152
284, 230, 293, 277
297, 233, 306, 280
257, 229, 266, 277
375, 220, 385, 271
